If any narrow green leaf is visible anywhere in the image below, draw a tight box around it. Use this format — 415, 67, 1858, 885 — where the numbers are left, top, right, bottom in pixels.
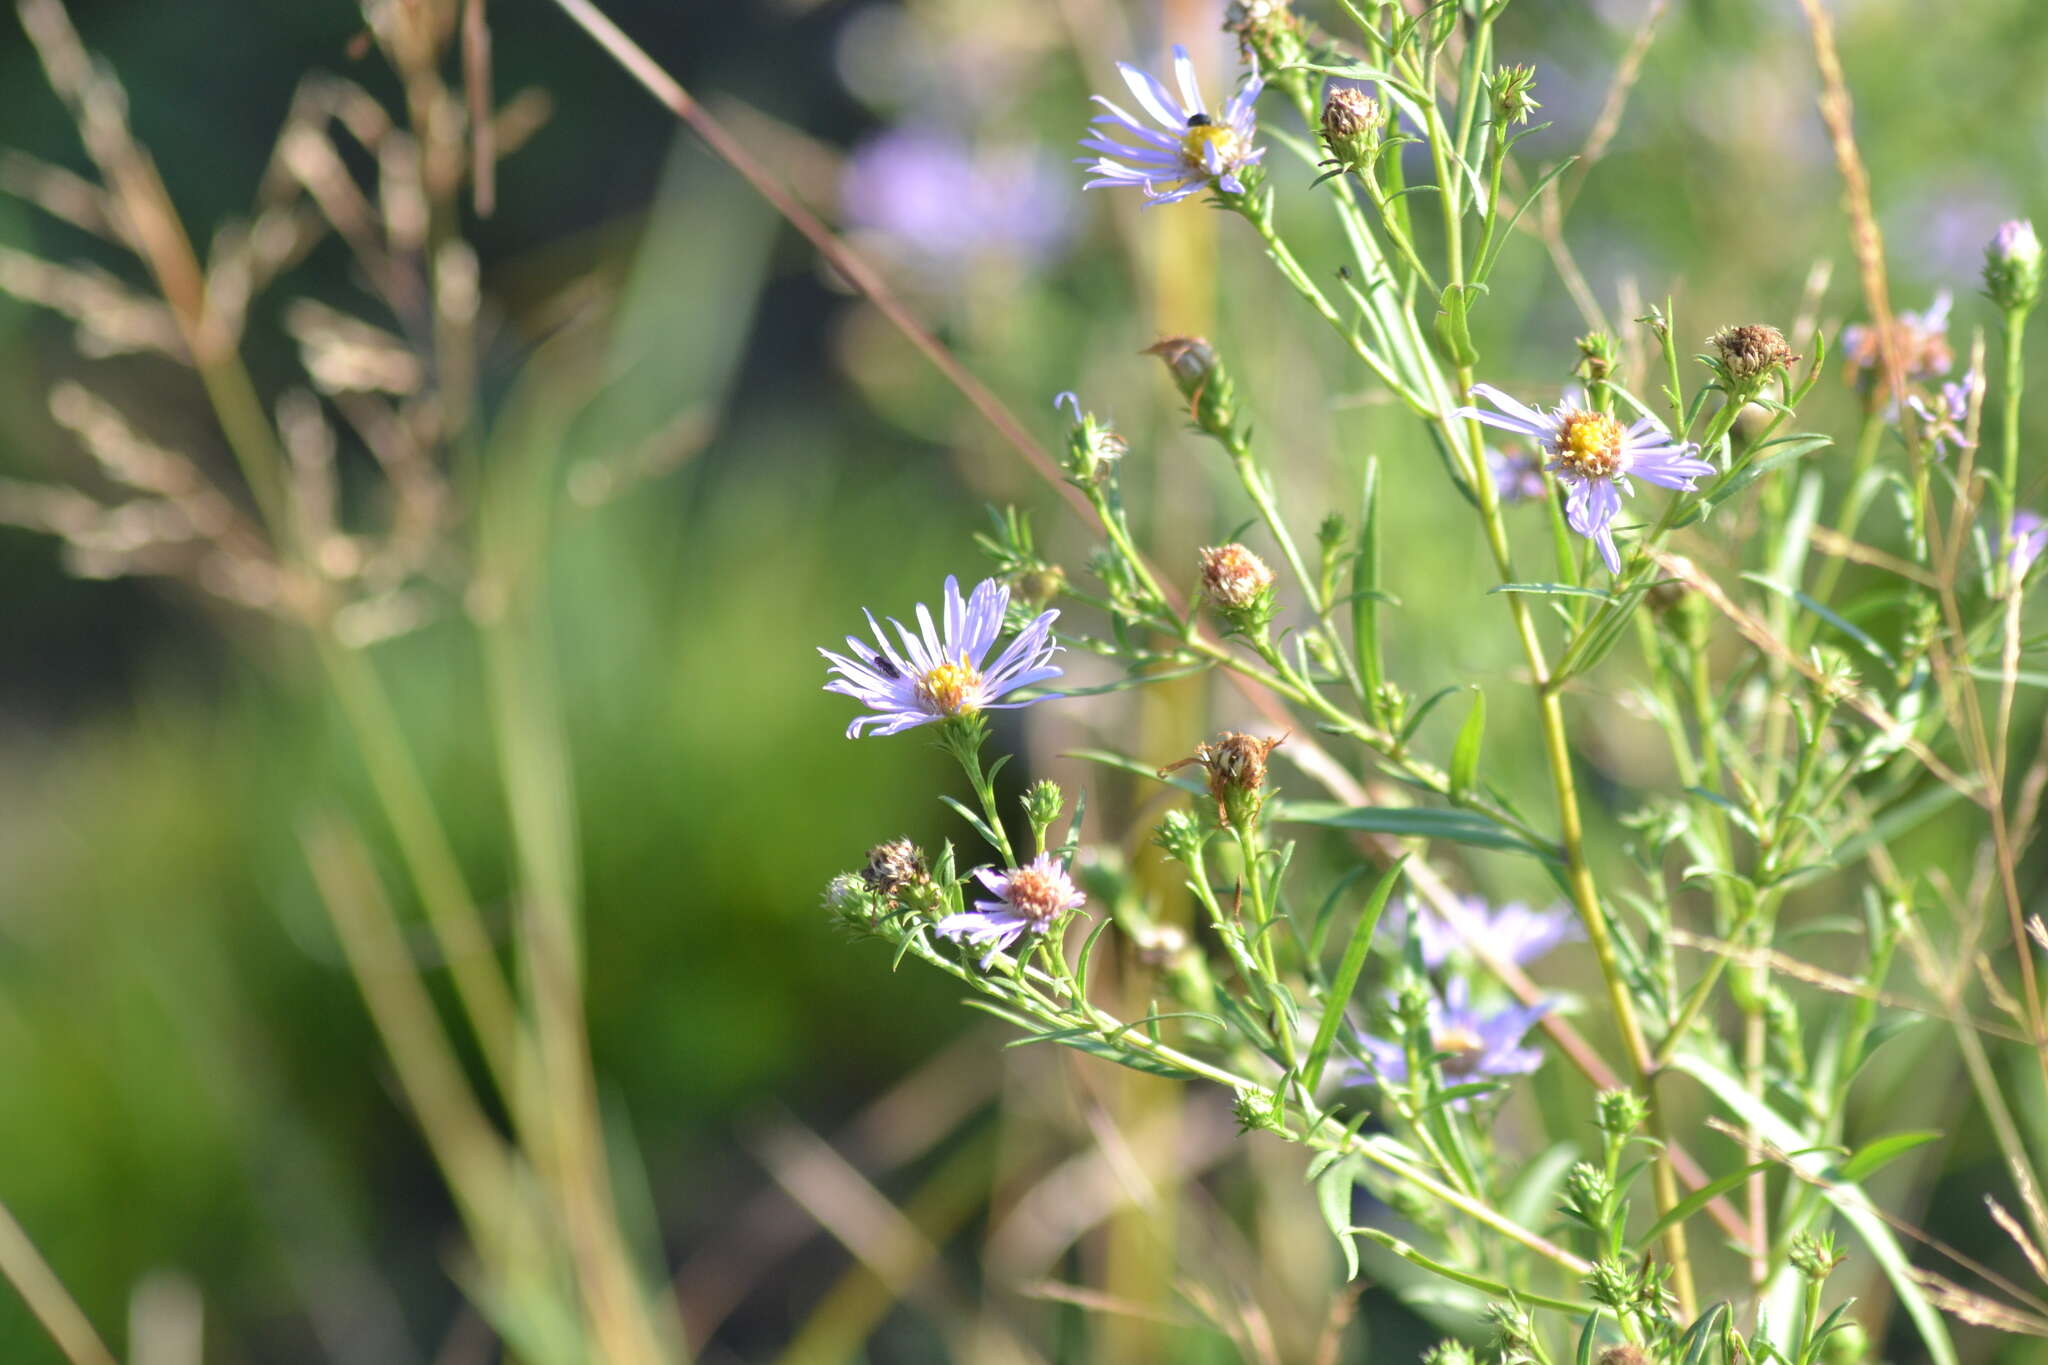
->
1354, 460, 1385, 709
1490, 581, 1615, 600
1067, 748, 1204, 796
1318, 1159, 1363, 1280
1305, 858, 1408, 1090
1349, 1228, 1595, 1314
1837, 1129, 1941, 1183
1273, 801, 1560, 862
1449, 688, 1486, 802
1633, 1160, 1772, 1250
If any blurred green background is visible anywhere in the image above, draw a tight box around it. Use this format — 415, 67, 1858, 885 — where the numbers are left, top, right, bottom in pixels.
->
3, 0, 2048, 1361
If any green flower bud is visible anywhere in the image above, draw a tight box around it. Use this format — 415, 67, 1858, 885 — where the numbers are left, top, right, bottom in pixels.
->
1152, 808, 1210, 864
1022, 779, 1065, 838
1489, 64, 1541, 126
1595, 1087, 1648, 1140
1789, 1231, 1844, 1282
1985, 219, 2043, 315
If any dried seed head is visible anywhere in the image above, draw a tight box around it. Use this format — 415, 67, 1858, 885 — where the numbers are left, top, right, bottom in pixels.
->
1320, 87, 1383, 171
1199, 542, 1275, 610
1598, 1348, 1651, 1365
1162, 731, 1286, 829
1711, 323, 1801, 382
1146, 335, 1237, 435
861, 838, 927, 895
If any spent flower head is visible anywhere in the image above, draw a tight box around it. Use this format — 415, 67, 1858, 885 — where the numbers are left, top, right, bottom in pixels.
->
1199, 542, 1278, 627
1709, 323, 1802, 386
861, 838, 927, 896
1079, 46, 1266, 207
1457, 384, 1714, 572
1985, 218, 2043, 314
935, 852, 1086, 967
821, 575, 1061, 737
1160, 730, 1285, 830
1319, 86, 1383, 175
1146, 335, 1237, 435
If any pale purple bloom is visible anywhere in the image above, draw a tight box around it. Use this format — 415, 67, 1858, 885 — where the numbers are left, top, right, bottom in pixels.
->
1843, 290, 1954, 384
1079, 45, 1265, 207
1906, 370, 1975, 457
1487, 444, 1548, 503
821, 575, 1061, 738
1384, 895, 1580, 971
843, 127, 1071, 269
1456, 384, 1714, 573
1992, 219, 2041, 268
2010, 510, 2047, 576
936, 852, 1086, 966
1355, 979, 1550, 1090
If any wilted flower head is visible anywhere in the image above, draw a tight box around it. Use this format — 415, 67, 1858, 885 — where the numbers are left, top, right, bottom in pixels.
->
935, 852, 1086, 966
821, 575, 1061, 737
1079, 46, 1266, 206
1319, 86, 1383, 173
1146, 335, 1237, 433
1355, 977, 1551, 1091
1199, 542, 1277, 613
1710, 323, 1801, 384
1384, 895, 1581, 971
1905, 370, 1976, 457
1842, 291, 1954, 386
842, 127, 1072, 272
2009, 510, 2047, 577
1223, 0, 1302, 65
1456, 384, 1714, 572
1985, 218, 2043, 313
861, 838, 927, 895
1160, 730, 1285, 828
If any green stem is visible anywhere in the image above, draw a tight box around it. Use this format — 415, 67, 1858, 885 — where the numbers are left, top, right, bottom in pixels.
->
1998, 308, 2030, 593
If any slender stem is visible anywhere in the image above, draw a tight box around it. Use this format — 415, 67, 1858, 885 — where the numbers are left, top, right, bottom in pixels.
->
0, 1198, 118, 1365
1998, 308, 2029, 593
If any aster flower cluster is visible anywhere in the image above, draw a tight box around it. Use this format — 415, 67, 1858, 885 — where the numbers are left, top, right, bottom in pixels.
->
807, 12, 2036, 1365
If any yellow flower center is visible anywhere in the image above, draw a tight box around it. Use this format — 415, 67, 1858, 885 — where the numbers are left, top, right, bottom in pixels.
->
1180, 123, 1241, 175
1553, 409, 1626, 479
1434, 1025, 1486, 1076
915, 659, 983, 716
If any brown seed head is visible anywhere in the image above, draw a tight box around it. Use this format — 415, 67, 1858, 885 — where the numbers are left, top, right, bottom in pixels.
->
1199, 542, 1275, 609
862, 838, 926, 895
1322, 87, 1382, 143
1711, 324, 1801, 382
1598, 1348, 1651, 1365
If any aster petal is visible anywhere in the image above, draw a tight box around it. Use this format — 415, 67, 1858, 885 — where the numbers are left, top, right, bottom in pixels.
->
1628, 447, 1715, 490
960, 577, 1009, 664
1467, 383, 1556, 433
1170, 45, 1206, 118
1117, 59, 1187, 131
1087, 96, 1182, 149
1144, 182, 1205, 206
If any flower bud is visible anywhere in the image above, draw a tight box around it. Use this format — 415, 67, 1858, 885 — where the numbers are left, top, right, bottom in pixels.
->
1230, 1085, 1286, 1132
1985, 218, 2043, 314
1319, 86, 1384, 174
1152, 808, 1210, 864
823, 872, 887, 935
1146, 335, 1238, 437
1789, 1231, 1844, 1281
1421, 1343, 1477, 1365
1199, 542, 1277, 628
1595, 1087, 1647, 1140
1011, 562, 1066, 608
1574, 330, 1620, 384
1053, 390, 1127, 485
1709, 323, 1801, 386
1022, 779, 1065, 836
1489, 64, 1540, 126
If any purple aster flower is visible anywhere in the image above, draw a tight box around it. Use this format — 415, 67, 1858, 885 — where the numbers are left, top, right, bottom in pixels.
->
1078, 45, 1265, 207
1906, 370, 1975, 457
1383, 895, 1581, 971
842, 126, 1072, 269
935, 852, 1086, 966
1842, 290, 1955, 385
821, 575, 1061, 738
1355, 979, 1551, 1090
1486, 443, 1549, 503
1455, 385, 1715, 573
2010, 510, 2047, 576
